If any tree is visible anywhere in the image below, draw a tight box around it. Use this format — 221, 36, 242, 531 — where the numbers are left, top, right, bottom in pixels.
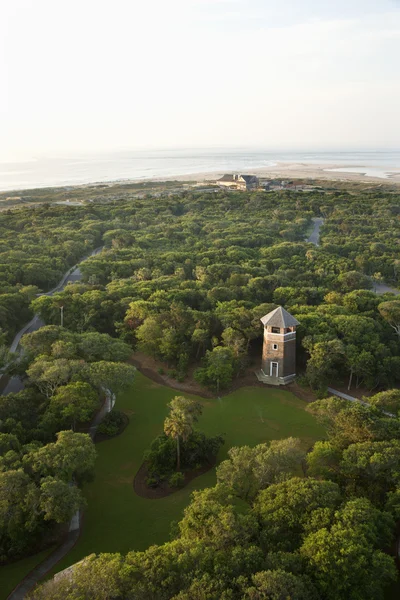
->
0, 432, 20, 454
50, 382, 99, 430
221, 327, 246, 358
337, 271, 372, 293
77, 333, 132, 363
242, 569, 318, 600
39, 477, 84, 523
378, 300, 400, 339
27, 430, 96, 484
0, 469, 39, 559
216, 438, 305, 502
27, 358, 83, 398
254, 477, 342, 551
306, 398, 395, 449
304, 339, 344, 390
194, 346, 235, 393
84, 361, 136, 396
300, 500, 396, 600
365, 389, 400, 416
177, 485, 257, 549
340, 440, 400, 504
306, 441, 342, 482
164, 396, 202, 470
21, 326, 72, 357
0, 343, 16, 372
28, 553, 128, 600
136, 317, 164, 357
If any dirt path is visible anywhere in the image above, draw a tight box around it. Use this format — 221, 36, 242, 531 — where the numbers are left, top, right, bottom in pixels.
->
129, 353, 317, 404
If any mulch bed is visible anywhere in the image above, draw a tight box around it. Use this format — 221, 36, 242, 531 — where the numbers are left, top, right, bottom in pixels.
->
129, 352, 303, 400
133, 460, 215, 499
94, 412, 130, 444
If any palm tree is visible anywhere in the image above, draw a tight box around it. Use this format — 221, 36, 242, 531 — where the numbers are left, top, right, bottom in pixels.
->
164, 396, 202, 470
164, 411, 192, 471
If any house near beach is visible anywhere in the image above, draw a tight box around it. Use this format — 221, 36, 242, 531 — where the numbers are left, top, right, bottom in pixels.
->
216, 174, 259, 191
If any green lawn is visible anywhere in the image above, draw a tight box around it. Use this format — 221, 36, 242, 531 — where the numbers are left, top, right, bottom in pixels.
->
0, 372, 324, 595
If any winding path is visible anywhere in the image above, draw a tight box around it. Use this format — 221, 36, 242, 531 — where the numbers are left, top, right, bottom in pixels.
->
306, 217, 399, 295
6, 390, 114, 600
306, 217, 324, 246
1, 246, 104, 395
4, 245, 110, 599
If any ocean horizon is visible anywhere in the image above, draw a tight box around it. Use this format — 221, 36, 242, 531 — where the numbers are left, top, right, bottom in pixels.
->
1, 149, 400, 193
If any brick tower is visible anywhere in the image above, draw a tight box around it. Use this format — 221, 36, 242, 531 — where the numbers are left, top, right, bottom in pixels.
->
258, 306, 299, 385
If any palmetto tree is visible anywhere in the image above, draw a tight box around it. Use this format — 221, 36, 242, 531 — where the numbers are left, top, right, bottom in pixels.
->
164, 396, 202, 470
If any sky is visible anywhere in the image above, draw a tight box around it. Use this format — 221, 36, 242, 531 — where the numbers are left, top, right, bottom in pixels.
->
1, 0, 400, 160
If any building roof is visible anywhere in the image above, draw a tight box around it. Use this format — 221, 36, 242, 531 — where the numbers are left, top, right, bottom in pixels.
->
240, 175, 258, 183
217, 174, 236, 182
260, 306, 300, 328
217, 174, 258, 183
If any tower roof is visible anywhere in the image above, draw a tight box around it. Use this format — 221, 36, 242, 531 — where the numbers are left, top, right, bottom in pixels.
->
260, 306, 300, 328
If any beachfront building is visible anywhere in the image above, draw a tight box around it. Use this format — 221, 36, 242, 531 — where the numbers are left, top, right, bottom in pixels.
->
256, 306, 300, 386
216, 174, 259, 191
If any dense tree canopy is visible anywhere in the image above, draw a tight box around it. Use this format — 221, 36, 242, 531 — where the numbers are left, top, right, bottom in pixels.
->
2, 187, 398, 391
1, 183, 400, 594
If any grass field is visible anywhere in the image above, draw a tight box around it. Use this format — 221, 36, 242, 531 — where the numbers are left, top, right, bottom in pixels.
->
0, 372, 324, 595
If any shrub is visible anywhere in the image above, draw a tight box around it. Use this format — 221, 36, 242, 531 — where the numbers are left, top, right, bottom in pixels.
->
145, 431, 224, 483
97, 409, 125, 437
296, 375, 309, 388
145, 435, 176, 479
146, 476, 158, 488
157, 367, 165, 375
169, 472, 185, 488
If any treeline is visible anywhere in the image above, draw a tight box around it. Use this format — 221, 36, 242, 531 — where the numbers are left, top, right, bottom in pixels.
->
30, 391, 400, 600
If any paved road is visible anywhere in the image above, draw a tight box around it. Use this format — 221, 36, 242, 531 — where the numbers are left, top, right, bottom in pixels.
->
373, 282, 400, 296
327, 387, 395, 417
1, 246, 104, 396
7, 529, 81, 600
305, 218, 399, 295
306, 217, 324, 246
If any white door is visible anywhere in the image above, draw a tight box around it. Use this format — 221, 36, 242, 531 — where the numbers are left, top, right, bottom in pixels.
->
270, 362, 279, 377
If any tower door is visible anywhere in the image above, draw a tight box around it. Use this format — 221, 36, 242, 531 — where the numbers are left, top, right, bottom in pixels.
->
270, 362, 279, 377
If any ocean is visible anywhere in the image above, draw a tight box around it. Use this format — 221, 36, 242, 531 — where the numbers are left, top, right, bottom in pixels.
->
0, 149, 399, 193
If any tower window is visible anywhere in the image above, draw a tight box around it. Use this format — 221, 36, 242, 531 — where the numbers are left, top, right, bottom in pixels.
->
271, 327, 280, 334
272, 344, 278, 350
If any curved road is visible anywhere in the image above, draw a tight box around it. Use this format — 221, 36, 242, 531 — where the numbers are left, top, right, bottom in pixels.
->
2, 246, 104, 395
306, 217, 324, 246
306, 217, 399, 295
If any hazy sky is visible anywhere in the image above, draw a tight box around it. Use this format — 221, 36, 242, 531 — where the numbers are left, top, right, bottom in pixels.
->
1, 0, 400, 159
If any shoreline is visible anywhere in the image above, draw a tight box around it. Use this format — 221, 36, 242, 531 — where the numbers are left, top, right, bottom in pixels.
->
1, 161, 400, 195
171, 161, 400, 186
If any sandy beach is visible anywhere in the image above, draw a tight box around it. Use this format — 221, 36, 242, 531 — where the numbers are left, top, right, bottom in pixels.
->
163, 162, 400, 186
